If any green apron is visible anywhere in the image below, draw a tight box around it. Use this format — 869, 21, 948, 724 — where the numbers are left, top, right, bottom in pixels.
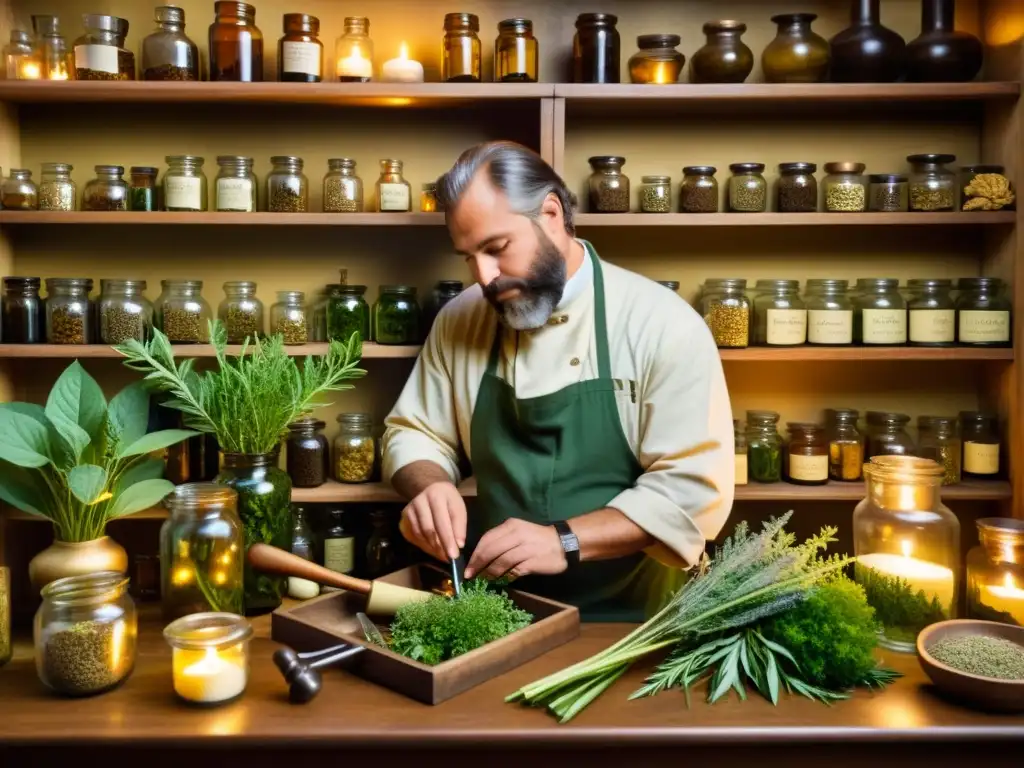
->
468, 243, 683, 622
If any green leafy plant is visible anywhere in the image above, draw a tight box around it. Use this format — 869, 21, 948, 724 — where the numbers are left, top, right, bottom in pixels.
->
0, 362, 195, 541
855, 563, 949, 644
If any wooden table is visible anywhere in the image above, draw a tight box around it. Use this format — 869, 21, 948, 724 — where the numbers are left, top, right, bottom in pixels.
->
1, 611, 1022, 767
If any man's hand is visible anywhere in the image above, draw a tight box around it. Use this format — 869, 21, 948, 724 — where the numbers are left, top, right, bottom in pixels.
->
398, 481, 466, 562
463, 518, 567, 580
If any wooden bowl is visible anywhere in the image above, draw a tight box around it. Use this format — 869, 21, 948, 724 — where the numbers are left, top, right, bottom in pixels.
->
917, 620, 1024, 712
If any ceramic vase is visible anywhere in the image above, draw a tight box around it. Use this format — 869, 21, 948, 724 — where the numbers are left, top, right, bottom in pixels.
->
906, 0, 983, 82
830, 0, 907, 82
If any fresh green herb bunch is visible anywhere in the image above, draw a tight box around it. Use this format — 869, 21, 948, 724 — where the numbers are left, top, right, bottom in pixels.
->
855, 564, 948, 645
116, 320, 365, 455
390, 579, 533, 666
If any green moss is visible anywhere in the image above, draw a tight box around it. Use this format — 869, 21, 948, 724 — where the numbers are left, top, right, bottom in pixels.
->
855, 563, 948, 644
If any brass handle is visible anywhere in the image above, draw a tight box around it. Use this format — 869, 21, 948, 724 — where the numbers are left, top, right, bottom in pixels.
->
246, 544, 373, 595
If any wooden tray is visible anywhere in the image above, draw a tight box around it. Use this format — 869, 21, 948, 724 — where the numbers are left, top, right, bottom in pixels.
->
271, 564, 581, 704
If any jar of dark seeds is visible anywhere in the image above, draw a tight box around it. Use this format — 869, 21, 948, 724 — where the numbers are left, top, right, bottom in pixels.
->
679, 166, 718, 213
1, 169, 38, 210
727, 163, 766, 213
45, 277, 93, 345
215, 156, 257, 212
323, 158, 363, 213
1, 276, 43, 344
163, 155, 208, 212
869, 173, 908, 212
99, 279, 152, 344
38, 163, 76, 211
271, 290, 308, 345
267, 156, 309, 212
83, 165, 129, 211
73, 14, 135, 80
588, 156, 630, 213
156, 279, 210, 344
218, 280, 264, 343
908, 153, 957, 212
141, 5, 200, 81
701, 277, 750, 348
639, 175, 672, 213
286, 418, 329, 488
823, 162, 867, 212
776, 162, 817, 213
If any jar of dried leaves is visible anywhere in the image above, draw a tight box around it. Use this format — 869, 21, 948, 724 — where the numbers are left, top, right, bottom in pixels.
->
270, 290, 308, 345
218, 280, 264, 343
99, 279, 152, 344
39, 163, 76, 211
156, 279, 210, 344
334, 413, 376, 483
46, 277, 93, 344
267, 156, 309, 213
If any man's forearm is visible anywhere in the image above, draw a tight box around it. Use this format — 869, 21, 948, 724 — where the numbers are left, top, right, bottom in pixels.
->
569, 508, 656, 562
391, 460, 455, 501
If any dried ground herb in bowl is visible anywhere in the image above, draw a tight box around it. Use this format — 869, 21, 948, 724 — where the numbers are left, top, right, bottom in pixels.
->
928, 634, 1024, 680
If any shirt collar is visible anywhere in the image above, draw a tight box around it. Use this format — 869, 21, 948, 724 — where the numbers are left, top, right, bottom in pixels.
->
554, 239, 593, 313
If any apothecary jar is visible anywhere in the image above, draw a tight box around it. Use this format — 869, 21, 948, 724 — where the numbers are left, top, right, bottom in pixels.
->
966, 518, 1024, 626
99, 278, 153, 345
853, 455, 960, 652
588, 156, 630, 213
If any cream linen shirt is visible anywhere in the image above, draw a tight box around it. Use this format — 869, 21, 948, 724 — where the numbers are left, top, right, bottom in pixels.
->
382, 246, 735, 567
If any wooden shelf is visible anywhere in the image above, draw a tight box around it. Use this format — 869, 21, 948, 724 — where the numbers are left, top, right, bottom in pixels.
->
575, 212, 1017, 227
0, 342, 421, 359
0, 212, 446, 226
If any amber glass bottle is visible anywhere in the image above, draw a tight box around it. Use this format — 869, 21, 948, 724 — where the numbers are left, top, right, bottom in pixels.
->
278, 14, 322, 83
208, 1, 263, 82
442, 13, 481, 82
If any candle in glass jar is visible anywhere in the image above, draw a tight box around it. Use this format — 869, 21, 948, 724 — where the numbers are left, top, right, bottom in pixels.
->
857, 543, 956, 612
337, 46, 373, 80
172, 644, 247, 704
382, 42, 424, 83
979, 573, 1024, 625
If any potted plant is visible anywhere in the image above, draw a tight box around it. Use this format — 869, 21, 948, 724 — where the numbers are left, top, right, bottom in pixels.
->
0, 362, 196, 591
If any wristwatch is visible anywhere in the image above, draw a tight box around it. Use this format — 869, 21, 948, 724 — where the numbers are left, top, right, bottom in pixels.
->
553, 521, 580, 568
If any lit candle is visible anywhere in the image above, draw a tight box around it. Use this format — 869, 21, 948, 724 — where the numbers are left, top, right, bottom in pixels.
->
164, 612, 253, 706
858, 540, 956, 612
979, 573, 1024, 625
19, 59, 41, 80
337, 44, 373, 81
381, 42, 424, 83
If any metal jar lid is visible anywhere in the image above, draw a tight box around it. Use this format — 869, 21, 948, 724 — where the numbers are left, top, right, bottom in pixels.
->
869, 173, 907, 184
805, 278, 849, 292
641, 175, 671, 184
754, 278, 800, 292
637, 33, 681, 49
779, 162, 817, 174
824, 161, 866, 174
155, 6, 185, 25
730, 162, 765, 174
907, 153, 956, 165
498, 18, 533, 33
444, 12, 479, 31
683, 165, 717, 176
576, 13, 618, 27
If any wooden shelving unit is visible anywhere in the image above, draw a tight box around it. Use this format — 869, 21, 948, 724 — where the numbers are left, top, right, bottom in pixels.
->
0, 211, 447, 226
0, 342, 421, 359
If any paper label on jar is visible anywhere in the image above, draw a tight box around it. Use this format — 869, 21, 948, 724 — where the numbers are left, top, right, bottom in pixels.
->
734, 454, 748, 485
324, 536, 355, 575
217, 178, 254, 212
861, 308, 907, 345
282, 41, 323, 77
789, 454, 828, 482
165, 176, 202, 210
959, 310, 1010, 343
807, 309, 853, 344
766, 309, 807, 345
964, 442, 999, 475
379, 183, 410, 211
909, 309, 955, 343
74, 44, 119, 74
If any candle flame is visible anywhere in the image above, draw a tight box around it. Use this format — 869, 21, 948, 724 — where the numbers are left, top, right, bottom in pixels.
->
184, 646, 225, 677
172, 565, 193, 585
1005, 573, 1018, 590
399, 42, 409, 60
20, 61, 41, 80
900, 539, 913, 558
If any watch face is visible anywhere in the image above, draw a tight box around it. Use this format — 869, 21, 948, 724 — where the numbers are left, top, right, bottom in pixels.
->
560, 532, 580, 553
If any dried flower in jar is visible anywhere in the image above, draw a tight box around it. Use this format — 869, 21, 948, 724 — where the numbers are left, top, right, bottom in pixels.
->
336, 438, 375, 483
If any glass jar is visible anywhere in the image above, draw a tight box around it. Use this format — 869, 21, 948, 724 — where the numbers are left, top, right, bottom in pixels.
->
99, 279, 152, 344
334, 16, 373, 81
917, 415, 961, 486
425, 280, 464, 334
960, 411, 1001, 479
35, 572, 138, 696
443, 12, 481, 82
785, 423, 829, 486
762, 12, 831, 83
628, 34, 684, 84
869, 174, 909, 212
495, 18, 537, 82
690, 20, 753, 84
267, 156, 308, 213
83, 165, 129, 211
376, 159, 411, 213
278, 13, 322, 83
855, 278, 906, 346
746, 410, 783, 483
289, 505, 320, 599
966, 519, 1024, 626
46, 277, 92, 345
2, 276, 43, 343
701, 278, 749, 349
286, 418, 329, 488
854, 455, 960, 652
142, 5, 199, 81
156, 279, 211, 344
823, 161, 867, 212
38, 163, 76, 211
324, 158, 363, 213
907, 278, 955, 346
679, 166, 718, 213
324, 509, 356, 579
753, 279, 806, 346
573, 13, 620, 83
805, 278, 853, 345
727, 163, 767, 213
33, 15, 74, 81
826, 408, 864, 482
734, 420, 748, 486
956, 276, 1011, 347
164, 612, 253, 705
163, 155, 208, 212
215, 156, 257, 213
374, 285, 420, 345
908, 153, 957, 212
0, 566, 9, 668
270, 290, 308, 345
776, 162, 818, 213
129, 166, 157, 212
328, 284, 370, 344
335, 412, 376, 484
961, 164, 1013, 212
218, 280, 263, 343
4, 30, 41, 80
1, 169, 38, 210
868, 412, 915, 458
366, 509, 398, 578
74, 14, 134, 80
638, 175, 672, 213
209, 1, 263, 81
160, 483, 244, 620
588, 156, 630, 213
312, 283, 339, 342
420, 182, 439, 212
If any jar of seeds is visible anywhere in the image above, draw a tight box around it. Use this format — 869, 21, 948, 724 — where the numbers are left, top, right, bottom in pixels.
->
855, 278, 906, 346
99, 279, 152, 344
868, 174, 908, 212
286, 418, 329, 488
141, 5, 200, 81
39, 163, 76, 211
129, 167, 157, 212
323, 158, 363, 213
218, 280, 264, 343
679, 166, 718, 213
588, 156, 630, 213
823, 162, 867, 212
420, 182, 439, 212
805, 278, 853, 345
328, 284, 370, 343
727, 163, 766, 213
215, 156, 257, 212
267, 156, 309, 212
83, 165, 129, 211
639, 175, 672, 213
753, 278, 806, 346
74, 14, 135, 80
917, 415, 962, 486
908, 153, 957, 212
907, 278, 955, 346
156, 279, 210, 344
334, 412, 376, 483
46, 277, 93, 345
163, 155, 207, 212
373, 285, 420, 344
1, 169, 38, 209
2, 276, 43, 344
776, 162, 817, 213
701, 278, 749, 348
957, 276, 1011, 347
376, 159, 411, 212
271, 290, 308, 345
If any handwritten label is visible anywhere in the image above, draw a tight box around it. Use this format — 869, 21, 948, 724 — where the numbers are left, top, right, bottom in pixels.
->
959, 310, 1010, 344
909, 309, 955, 343
379, 183, 410, 211
964, 442, 999, 475
324, 536, 355, 575
807, 309, 853, 345
766, 308, 807, 345
862, 308, 907, 345
282, 41, 322, 77
216, 178, 254, 212
165, 176, 202, 210
789, 454, 828, 482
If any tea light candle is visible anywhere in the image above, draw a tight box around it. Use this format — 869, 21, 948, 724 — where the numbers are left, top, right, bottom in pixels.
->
858, 543, 956, 612
164, 612, 253, 706
980, 573, 1024, 625
337, 46, 373, 81
382, 43, 424, 83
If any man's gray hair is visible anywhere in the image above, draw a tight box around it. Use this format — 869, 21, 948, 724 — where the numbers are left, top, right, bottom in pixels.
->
436, 141, 578, 235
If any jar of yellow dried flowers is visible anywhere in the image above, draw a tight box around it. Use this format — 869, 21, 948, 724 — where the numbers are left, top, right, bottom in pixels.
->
334, 412, 375, 483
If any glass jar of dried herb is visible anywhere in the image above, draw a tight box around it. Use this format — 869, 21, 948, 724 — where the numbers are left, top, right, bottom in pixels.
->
680, 166, 718, 213
907, 278, 955, 346
805, 278, 853, 345
218, 281, 264, 343
334, 413, 376, 484
908, 153, 957, 212
588, 156, 630, 213
2, 276, 43, 344
267, 156, 309, 213
323, 158, 363, 213
960, 164, 1012, 211
785, 423, 828, 486
956, 277, 1011, 347
1, 169, 38, 210
776, 162, 818, 213
156, 279, 211, 344
45, 277, 93, 345
867, 412, 915, 458
823, 162, 867, 212
164, 155, 208, 212
639, 175, 672, 213
270, 291, 308, 345
727, 163, 767, 213
376, 159, 411, 213
855, 278, 906, 346
573, 13, 620, 83
917, 415, 962, 486
753, 278, 806, 346
142, 5, 200, 81
286, 418, 329, 488
278, 13, 323, 83
39, 163, 76, 211
701, 278, 749, 348
374, 285, 420, 345
825, 408, 864, 482
746, 410, 783, 483
215, 156, 257, 213
959, 411, 1000, 479
99, 279, 152, 345
74, 14, 135, 80
84, 165, 129, 211
129, 167, 157, 212
327, 284, 370, 344
869, 173, 908, 212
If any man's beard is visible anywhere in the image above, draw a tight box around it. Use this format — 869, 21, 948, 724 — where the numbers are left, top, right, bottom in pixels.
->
483, 226, 567, 331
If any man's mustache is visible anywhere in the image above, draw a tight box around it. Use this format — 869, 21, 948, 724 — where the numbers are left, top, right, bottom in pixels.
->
484, 277, 531, 302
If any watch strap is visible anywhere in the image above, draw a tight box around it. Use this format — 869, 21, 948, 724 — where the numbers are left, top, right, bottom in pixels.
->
553, 520, 581, 568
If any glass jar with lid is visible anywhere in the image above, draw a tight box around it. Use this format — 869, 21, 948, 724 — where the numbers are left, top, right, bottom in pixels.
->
420, 183, 439, 212
271, 291, 308, 345
142, 5, 199, 81
156, 279, 211, 344
960, 411, 1000, 479
328, 284, 370, 344
495, 18, 538, 82
99, 279, 152, 344
701, 278, 749, 348
855, 278, 906, 346
335, 413, 376, 483
826, 408, 864, 482
46, 277, 93, 345
128, 167, 157, 212
967, 518, 1024, 626
426, 280, 464, 334
164, 612, 253, 706
84, 165, 129, 211
209, 1, 263, 81
334, 16, 373, 81
628, 34, 684, 84
2, 276, 43, 344
588, 156, 630, 213
753, 279, 806, 346
917, 415, 961, 486
727, 163, 767, 212
680, 166, 718, 213
376, 159, 411, 213
218, 281, 263, 343
312, 283, 340, 342
1, 169, 38, 210
746, 410, 783, 483
957, 276, 1011, 347
785, 423, 828, 486
35, 572, 138, 696
907, 278, 955, 346
33, 15, 74, 80
38, 163, 76, 211
867, 412, 915, 458
961, 164, 1012, 212
278, 13, 322, 82
908, 153, 956, 212
163, 156, 208, 212
776, 162, 818, 213
215, 156, 257, 213
869, 174, 908, 212
74, 14, 134, 80
4, 30, 41, 80
374, 285, 420, 345
805, 278, 853, 345
574, 13, 620, 83
267, 156, 308, 213
734, 420, 748, 485
823, 161, 867, 212
639, 176, 672, 213
323, 158, 363, 213
286, 419, 329, 488
854, 455, 960, 651
443, 12, 481, 82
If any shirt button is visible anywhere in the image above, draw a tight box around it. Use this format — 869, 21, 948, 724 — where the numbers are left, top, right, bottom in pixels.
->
570, 357, 580, 366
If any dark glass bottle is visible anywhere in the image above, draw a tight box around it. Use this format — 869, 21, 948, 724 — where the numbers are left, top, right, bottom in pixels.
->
209, 1, 263, 82
573, 13, 619, 84
323, 508, 356, 578
690, 20, 753, 84
2, 276, 43, 343
288, 505, 320, 600
762, 13, 830, 84
906, 0, 983, 82
829, 0, 906, 83
278, 13, 322, 83
366, 509, 397, 579
425, 280, 463, 336
285, 418, 329, 488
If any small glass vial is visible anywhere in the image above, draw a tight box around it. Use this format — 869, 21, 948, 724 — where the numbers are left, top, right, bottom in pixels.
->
966, 518, 1024, 626
957, 276, 1011, 347
74, 14, 134, 80
680, 166, 718, 213
163, 156, 208, 212
867, 412, 915, 458
46, 277, 93, 345
2, 276, 43, 344
701, 278, 749, 348
776, 162, 818, 213
823, 162, 867, 212
588, 156, 630, 213
288, 505, 320, 600
129, 166, 158, 212
907, 278, 955, 346
84, 165, 129, 211
494, 18, 537, 82
208, 1, 263, 82
38, 163, 76, 211
334, 413, 376, 484
573, 13, 620, 83
728, 163, 767, 212
271, 290, 308, 345
376, 159, 411, 213
805, 278, 853, 345
855, 278, 906, 346
1, 169, 38, 210
156, 279, 211, 344
639, 176, 672, 213
33, 15, 74, 81
267, 156, 309, 213
323, 509, 356, 579
366, 509, 398, 578
753, 278, 806, 346
628, 33, 684, 84
328, 284, 370, 343
99, 279, 152, 344
142, 6, 200, 81
443, 12, 481, 82
785, 423, 828, 486
869, 174, 908, 212
286, 418, 329, 488
5, 30, 41, 80
374, 285, 420, 344
960, 411, 1001, 479
734, 420, 748, 486
908, 153, 957, 212
323, 158, 363, 213
215, 156, 257, 213
279, 13, 322, 83
218, 281, 264, 343
420, 182, 439, 212
747, 410, 783, 483
826, 408, 864, 482
917, 415, 962, 486
334, 16, 373, 81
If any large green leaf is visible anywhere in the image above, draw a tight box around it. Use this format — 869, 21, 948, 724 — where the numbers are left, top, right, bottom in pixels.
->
0, 458, 51, 516
114, 457, 166, 495
0, 405, 52, 468
117, 429, 196, 459
107, 382, 150, 448
107, 478, 175, 518
69, 464, 108, 505
45, 361, 107, 454
4, 402, 49, 426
